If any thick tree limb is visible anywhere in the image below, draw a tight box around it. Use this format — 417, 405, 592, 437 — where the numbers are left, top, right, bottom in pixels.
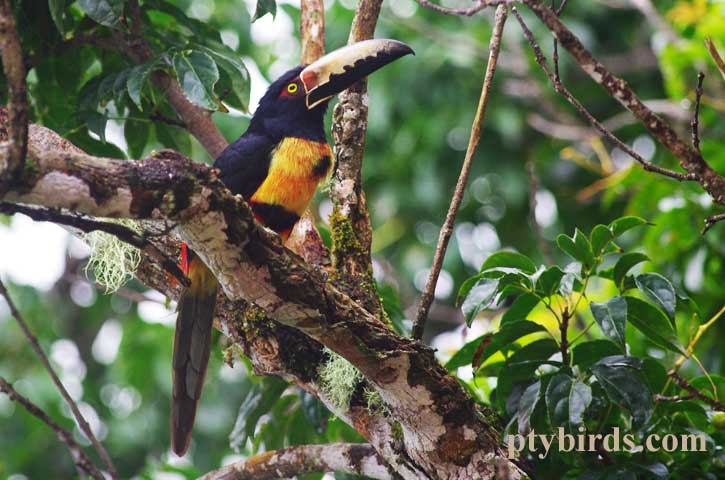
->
199, 443, 391, 480
0, 280, 117, 478
0, 377, 105, 480
0, 0, 27, 189
2, 122, 521, 479
329, 0, 385, 320
412, 5, 508, 339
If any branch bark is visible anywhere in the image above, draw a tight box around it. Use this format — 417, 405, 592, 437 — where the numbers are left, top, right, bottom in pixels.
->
413, 5, 509, 339
0, 0, 27, 190
329, 0, 386, 320
199, 443, 391, 480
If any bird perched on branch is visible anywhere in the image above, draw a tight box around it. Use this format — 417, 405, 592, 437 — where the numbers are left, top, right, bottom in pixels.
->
172, 39, 413, 456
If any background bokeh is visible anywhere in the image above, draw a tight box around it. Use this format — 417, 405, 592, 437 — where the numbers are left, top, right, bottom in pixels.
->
1, 0, 724, 478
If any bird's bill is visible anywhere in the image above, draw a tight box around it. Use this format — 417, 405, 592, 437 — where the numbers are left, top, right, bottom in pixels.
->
300, 39, 414, 109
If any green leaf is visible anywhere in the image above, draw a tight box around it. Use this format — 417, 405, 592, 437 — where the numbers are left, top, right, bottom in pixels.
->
481, 251, 537, 275
194, 42, 251, 112
460, 276, 498, 326
613, 252, 649, 289
609, 215, 648, 237
557, 229, 595, 269
590, 224, 613, 255
253, 0, 277, 21
173, 50, 220, 110
690, 374, 725, 402
501, 293, 539, 325
86, 112, 107, 142
299, 389, 329, 434
229, 376, 288, 450
635, 273, 676, 321
505, 338, 560, 379
124, 119, 149, 159
625, 296, 685, 354
517, 380, 541, 433
589, 296, 627, 351
535, 266, 565, 297
49, 0, 66, 34
445, 320, 546, 370
591, 355, 653, 428
546, 373, 592, 430
78, 0, 123, 27
127, 61, 159, 110
572, 340, 621, 371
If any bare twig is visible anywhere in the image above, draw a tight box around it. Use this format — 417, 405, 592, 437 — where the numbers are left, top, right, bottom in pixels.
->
0, 377, 105, 480
523, 0, 725, 204
415, 0, 491, 16
0, 0, 28, 188
0, 279, 117, 478
413, 5, 509, 340
654, 393, 695, 403
560, 307, 570, 366
691, 72, 704, 152
512, 7, 696, 183
0, 202, 190, 287
703, 213, 725, 234
668, 370, 725, 411
526, 160, 553, 263
199, 443, 391, 480
149, 111, 186, 129
705, 38, 725, 82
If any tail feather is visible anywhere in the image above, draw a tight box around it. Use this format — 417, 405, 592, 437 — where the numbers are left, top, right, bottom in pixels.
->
171, 251, 217, 456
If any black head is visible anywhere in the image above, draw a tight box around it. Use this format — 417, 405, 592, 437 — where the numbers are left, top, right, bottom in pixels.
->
247, 39, 414, 142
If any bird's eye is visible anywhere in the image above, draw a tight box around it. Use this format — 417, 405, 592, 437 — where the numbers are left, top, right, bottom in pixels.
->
287, 83, 299, 94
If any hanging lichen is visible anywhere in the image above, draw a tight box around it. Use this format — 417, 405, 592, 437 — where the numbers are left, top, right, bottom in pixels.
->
318, 348, 363, 411
83, 219, 142, 293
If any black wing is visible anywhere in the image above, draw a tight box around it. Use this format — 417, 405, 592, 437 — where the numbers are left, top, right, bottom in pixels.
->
213, 132, 276, 200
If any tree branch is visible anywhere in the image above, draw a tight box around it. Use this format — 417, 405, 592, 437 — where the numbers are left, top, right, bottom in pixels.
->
199, 443, 391, 480
0, 0, 27, 190
329, 0, 387, 320
412, 5, 508, 340
511, 7, 696, 183
668, 370, 725, 412
0, 279, 117, 478
0, 201, 189, 287
0, 377, 105, 480
522, 0, 725, 204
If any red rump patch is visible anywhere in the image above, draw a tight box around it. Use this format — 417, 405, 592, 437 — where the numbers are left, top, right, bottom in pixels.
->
180, 243, 189, 275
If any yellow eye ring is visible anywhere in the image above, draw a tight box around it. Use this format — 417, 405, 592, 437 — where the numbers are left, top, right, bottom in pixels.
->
287, 83, 298, 94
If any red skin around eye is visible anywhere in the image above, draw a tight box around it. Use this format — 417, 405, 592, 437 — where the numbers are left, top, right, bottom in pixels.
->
279, 82, 302, 99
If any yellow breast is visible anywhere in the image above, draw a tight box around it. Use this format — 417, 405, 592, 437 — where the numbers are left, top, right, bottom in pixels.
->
250, 137, 333, 216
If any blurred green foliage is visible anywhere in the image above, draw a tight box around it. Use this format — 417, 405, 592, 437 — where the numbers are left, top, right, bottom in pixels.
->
1, 0, 724, 478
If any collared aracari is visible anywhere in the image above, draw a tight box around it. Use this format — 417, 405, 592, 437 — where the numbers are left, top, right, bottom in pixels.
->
172, 39, 413, 456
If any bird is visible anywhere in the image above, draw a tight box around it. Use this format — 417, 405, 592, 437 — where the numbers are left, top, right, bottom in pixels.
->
171, 38, 414, 456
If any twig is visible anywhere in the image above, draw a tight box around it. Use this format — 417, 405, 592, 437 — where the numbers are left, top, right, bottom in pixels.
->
702, 213, 725, 234
0, 377, 105, 480
523, 0, 725, 204
0, 280, 117, 478
704, 38, 725, 82
415, 0, 492, 16
668, 370, 725, 411
199, 443, 391, 480
149, 111, 186, 129
526, 160, 553, 263
559, 307, 570, 366
412, 5, 509, 340
654, 393, 695, 403
691, 72, 704, 152
551, 0, 560, 82
0, 202, 190, 287
0, 0, 28, 188
512, 7, 696, 183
